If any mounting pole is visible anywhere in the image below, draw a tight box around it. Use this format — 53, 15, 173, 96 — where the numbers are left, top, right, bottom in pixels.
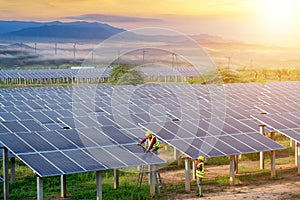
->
229, 155, 235, 185
114, 169, 119, 189
3, 148, 9, 200
37, 176, 43, 200
259, 125, 265, 169
184, 159, 190, 192
61, 174, 66, 198
270, 132, 276, 178
96, 171, 102, 200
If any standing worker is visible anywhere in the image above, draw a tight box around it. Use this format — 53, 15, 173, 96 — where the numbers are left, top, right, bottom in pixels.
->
139, 131, 160, 153
195, 156, 205, 198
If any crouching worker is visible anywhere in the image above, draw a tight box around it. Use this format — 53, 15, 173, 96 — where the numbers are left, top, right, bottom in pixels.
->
138, 131, 160, 153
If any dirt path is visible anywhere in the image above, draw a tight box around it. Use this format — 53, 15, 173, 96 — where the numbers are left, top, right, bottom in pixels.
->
159, 161, 300, 200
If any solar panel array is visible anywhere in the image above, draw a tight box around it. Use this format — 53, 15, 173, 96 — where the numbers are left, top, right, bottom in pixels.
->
0, 82, 285, 177
0, 85, 164, 177
252, 81, 300, 143
0, 66, 202, 82
0, 68, 110, 80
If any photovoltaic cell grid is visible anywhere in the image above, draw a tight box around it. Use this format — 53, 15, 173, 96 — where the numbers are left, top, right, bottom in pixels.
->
0, 82, 286, 176
251, 81, 300, 143
0, 127, 163, 177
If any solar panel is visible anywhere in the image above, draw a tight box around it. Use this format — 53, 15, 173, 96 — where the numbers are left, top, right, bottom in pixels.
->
19, 153, 63, 176
63, 149, 107, 171
36, 131, 78, 150
252, 112, 300, 143
41, 151, 84, 174
2, 121, 29, 133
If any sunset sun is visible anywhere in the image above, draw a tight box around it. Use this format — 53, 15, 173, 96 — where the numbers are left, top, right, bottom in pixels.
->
259, 0, 296, 23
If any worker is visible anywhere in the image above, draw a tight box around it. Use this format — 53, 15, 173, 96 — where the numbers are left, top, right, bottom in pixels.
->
195, 156, 205, 198
138, 130, 160, 153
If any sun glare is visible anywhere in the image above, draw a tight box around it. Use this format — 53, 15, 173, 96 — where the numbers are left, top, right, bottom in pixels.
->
260, 0, 296, 21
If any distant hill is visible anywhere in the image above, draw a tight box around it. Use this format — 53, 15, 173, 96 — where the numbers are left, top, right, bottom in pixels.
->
0, 21, 62, 34
0, 21, 125, 42
191, 34, 226, 43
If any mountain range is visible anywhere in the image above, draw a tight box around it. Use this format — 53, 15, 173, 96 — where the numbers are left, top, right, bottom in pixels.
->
0, 21, 126, 42
0, 20, 227, 43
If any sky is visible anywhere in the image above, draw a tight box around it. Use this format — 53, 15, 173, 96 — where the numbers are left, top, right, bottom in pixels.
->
1, 0, 300, 46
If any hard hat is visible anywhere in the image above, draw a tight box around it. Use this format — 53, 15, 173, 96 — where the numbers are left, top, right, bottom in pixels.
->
145, 131, 151, 137
197, 156, 204, 161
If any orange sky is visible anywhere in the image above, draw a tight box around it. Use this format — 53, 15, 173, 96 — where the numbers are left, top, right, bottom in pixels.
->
1, 0, 300, 46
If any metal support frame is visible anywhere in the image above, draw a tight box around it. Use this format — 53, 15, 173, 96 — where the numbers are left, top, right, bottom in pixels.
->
11, 157, 16, 183
114, 169, 119, 189
184, 159, 190, 192
259, 125, 265, 169
234, 155, 239, 174
295, 142, 298, 167
61, 175, 66, 198
297, 143, 300, 174
230, 155, 235, 185
3, 148, 9, 200
96, 171, 102, 200
291, 139, 295, 150
192, 161, 196, 180
37, 176, 43, 200
270, 132, 276, 178
149, 165, 156, 196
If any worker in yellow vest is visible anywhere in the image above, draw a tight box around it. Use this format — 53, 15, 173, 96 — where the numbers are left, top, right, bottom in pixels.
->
139, 131, 160, 153
196, 156, 205, 198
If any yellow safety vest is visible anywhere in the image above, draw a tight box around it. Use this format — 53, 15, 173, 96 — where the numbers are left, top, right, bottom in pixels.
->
148, 136, 160, 148
196, 162, 204, 178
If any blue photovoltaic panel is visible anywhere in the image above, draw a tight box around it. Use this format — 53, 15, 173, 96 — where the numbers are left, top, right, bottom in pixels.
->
0, 123, 10, 134
0, 112, 18, 121
218, 135, 255, 153
63, 149, 107, 171
104, 146, 145, 166
1, 121, 28, 133
101, 126, 135, 144
168, 139, 205, 158
78, 127, 117, 146
247, 133, 283, 150
0, 133, 34, 154
85, 148, 127, 168
18, 153, 62, 177
16, 132, 56, 152
232, 134, 269, 152
41, 151, 84, 174
28, 111, 54, 124
19, 120, 46, 132
57, 129, 96, 148
123, 144, 164, 164
36, 131, 77, 150
12, 112, 33, 120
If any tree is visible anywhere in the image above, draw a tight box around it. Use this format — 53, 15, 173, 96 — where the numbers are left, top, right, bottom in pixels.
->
109, 65, 144, 86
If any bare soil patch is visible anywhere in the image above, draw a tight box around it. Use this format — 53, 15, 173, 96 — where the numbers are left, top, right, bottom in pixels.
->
159, 160, 300, 200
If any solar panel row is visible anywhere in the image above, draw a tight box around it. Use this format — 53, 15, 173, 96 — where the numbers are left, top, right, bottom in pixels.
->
0, 82, 285, 177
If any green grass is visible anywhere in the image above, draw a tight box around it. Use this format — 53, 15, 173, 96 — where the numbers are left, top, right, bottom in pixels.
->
0, 169, 155, 200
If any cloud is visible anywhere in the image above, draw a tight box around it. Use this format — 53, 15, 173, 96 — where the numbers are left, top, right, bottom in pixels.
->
64, 14, 162, 23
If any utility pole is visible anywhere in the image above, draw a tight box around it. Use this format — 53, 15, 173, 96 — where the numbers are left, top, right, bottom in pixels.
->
34, 43, 37, 54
